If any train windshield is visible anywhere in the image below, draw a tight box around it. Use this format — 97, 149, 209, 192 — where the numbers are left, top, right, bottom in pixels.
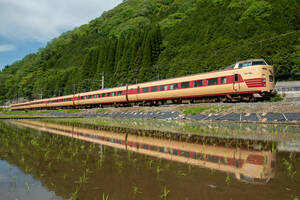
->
238, 60, 267, 68
252, 60, 267, 66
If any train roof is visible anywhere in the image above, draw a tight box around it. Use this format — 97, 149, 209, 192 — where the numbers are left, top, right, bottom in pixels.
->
235, 59, 266, 64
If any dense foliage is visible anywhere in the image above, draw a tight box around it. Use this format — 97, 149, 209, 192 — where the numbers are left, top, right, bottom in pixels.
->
0, 0, 299, 102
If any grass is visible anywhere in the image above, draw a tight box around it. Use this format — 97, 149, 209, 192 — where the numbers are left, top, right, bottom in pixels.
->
183, 105, 231, 115
0, 109, 83, 118
0, 107, 7, 112
3, 110, 39, 115
96, 109, 105, 113
268, 94, 284, 102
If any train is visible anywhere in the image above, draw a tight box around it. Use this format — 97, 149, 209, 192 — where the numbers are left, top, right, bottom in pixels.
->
14, 120, 276, 184
10, 59, 276, 110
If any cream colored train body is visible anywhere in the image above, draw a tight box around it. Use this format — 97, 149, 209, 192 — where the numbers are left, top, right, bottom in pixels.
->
11, 59, 275, 110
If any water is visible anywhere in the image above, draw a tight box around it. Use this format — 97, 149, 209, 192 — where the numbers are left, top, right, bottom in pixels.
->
0, 120, 299, 200
0, 159, 62, 200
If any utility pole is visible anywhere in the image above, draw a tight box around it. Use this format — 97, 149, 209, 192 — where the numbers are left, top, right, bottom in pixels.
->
73, 84, 76, 95
41, 90, 43, 99
156, 65, 160, 80
101, 72, 104, 90
17, 88, 20, 103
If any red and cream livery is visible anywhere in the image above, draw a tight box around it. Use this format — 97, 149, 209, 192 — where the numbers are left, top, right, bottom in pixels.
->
11, 59, 275, 110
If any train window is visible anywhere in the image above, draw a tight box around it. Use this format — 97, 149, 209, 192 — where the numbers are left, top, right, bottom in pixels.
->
239, 62, 252, 68
142, 88, 149, 93
137, 87, 140, 93
221, 77, 227, 84
180, 151, 190, 158
88, 95, 92, 99
160, 85, 168, 91
107, 93, 111, 97
150, 145, 157, 151
93, 95, 96, 98
221, 157, 228, 165
159, 147, 165, 153
118, 91, 122, 96
252, 61, 267, 66
234, 74, 239, 82
181, 82, 190, 88
112, 92, 117, 96
151, 86, 158, 92
207, 155, 219, 163
97, 94, 100, 98
142, 144, 148, 149
170, 83, 178, 90
269, 75, 273, 82
102, 93, 105, 97
207, 78, 218, 85
170, 149, 178, 155
193, 80, 203, 87
196, 153, 204, 160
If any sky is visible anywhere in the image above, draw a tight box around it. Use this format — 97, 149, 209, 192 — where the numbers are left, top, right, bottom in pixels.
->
0, 0, 123, 70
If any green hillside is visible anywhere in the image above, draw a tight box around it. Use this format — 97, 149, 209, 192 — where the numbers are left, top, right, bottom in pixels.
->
0, 0, 299, 102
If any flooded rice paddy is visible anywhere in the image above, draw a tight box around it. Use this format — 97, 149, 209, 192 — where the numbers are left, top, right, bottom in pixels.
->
0, 119, 299, 200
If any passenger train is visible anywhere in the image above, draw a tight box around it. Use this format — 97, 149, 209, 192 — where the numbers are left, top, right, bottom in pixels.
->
11, 59, 275, 110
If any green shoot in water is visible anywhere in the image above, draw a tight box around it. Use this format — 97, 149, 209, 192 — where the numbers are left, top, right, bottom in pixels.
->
160, 186, 170, 200
69, 188, 78, 200
102, 193, 109, 200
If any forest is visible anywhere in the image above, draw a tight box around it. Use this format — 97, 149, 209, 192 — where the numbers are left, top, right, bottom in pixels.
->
0, 0, 299, 103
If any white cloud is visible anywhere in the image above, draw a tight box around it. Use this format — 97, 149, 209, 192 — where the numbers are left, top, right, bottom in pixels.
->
0, 0, 122, 42
0, 44, 15, 52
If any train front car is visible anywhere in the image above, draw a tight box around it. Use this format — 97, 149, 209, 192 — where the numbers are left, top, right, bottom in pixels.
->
233, 59, 276, 100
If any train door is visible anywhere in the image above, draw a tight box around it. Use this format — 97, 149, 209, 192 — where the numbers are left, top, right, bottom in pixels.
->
127, 86, 139, 103
73, 95, 76, 106
136, 86, 140, 102
126, 85, 129, 104
233, 74, 240, 92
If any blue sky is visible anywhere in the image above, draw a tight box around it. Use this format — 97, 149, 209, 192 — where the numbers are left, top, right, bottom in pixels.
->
0, 0, 122, 70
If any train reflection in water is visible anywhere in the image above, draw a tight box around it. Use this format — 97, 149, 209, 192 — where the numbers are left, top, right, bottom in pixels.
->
13, 120, 276, 184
